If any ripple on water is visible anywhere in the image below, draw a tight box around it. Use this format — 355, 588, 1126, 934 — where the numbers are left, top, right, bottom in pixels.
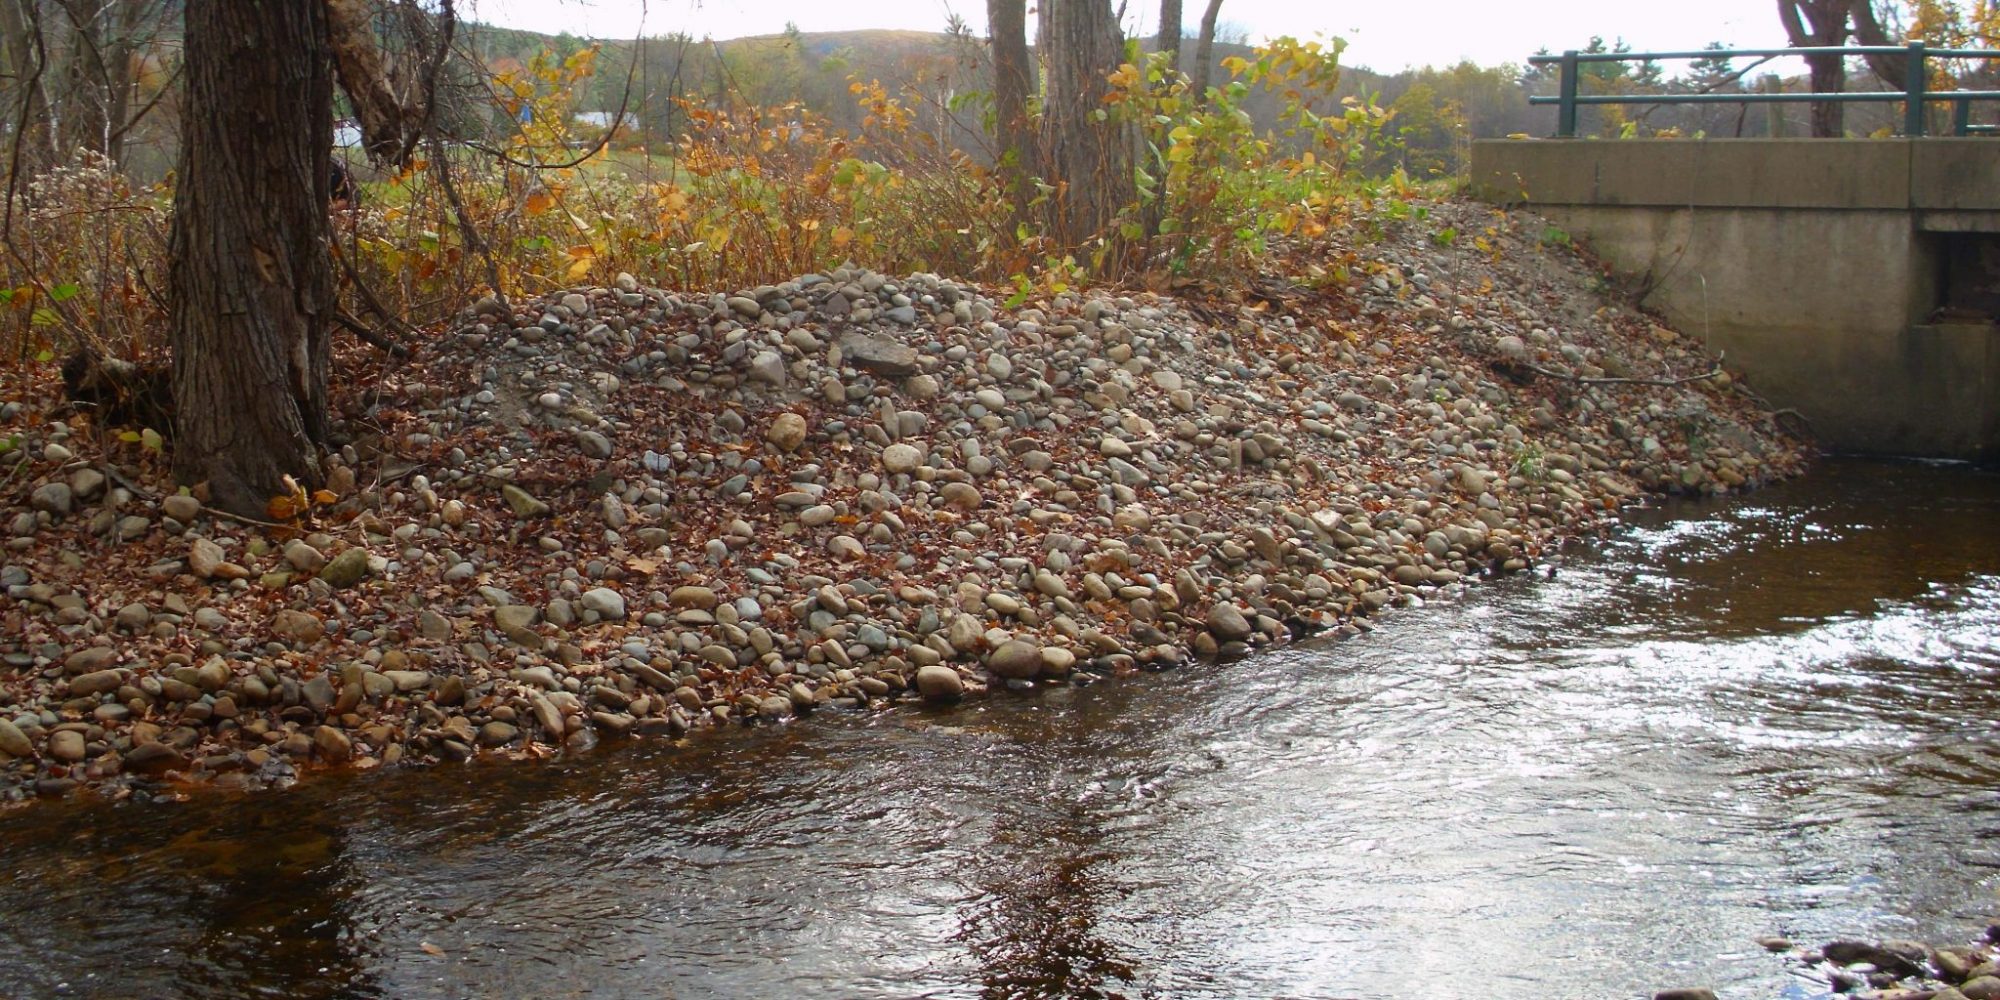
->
2, 460, 2000, 1000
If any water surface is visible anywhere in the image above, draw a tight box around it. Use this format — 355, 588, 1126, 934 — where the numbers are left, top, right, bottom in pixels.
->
3, 459, 1999, 1000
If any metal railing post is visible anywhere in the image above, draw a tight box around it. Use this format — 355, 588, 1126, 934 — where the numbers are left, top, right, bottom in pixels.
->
1906, 41, 1928, 136
1558, 50, 1580, 138
1956, 95, 1973, 135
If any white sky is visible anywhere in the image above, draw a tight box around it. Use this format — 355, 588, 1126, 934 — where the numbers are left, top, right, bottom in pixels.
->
470, 0, 1794, 73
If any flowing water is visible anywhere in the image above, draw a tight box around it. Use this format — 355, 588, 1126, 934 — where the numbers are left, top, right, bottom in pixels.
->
4, 459, 2000, 1000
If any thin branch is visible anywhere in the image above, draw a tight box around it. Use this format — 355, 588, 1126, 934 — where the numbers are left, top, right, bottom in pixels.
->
1519, 362, 1726, 388
331, 308, 410, 356
328, 237, 416, 339
104, 62, 182, 147
460, 42, 641, 172
200, 505, 291, 530
93, 460, 153, 498
100, 462, 288, 529
427, 132, 505, 307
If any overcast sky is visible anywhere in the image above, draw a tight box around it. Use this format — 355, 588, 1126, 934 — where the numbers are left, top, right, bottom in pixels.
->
470, 0, 1794, 73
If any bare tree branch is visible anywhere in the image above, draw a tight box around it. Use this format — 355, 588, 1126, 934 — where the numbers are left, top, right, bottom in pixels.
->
1519, 362, 1726, 388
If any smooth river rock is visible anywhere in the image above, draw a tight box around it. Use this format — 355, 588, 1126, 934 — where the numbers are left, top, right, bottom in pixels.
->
915, 664, 964, 703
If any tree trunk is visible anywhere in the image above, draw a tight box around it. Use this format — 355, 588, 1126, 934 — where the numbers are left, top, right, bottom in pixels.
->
1156, 0, 1183, 73
327, 0, 417, 165
1190, 0, 1225, 105
988, 0, 1033, 207
169, 0, 336, 516
1805, 52, 1848, 135
99, 0, 151, 168
53, 0, 148, 164
57, 0, 112, 156
0, 0, 55, 172
1038, 0, 1133, 252
1778, 0, 1853, 136
1850, 0, 1907, 89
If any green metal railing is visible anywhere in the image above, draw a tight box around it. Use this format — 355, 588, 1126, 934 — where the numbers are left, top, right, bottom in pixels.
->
1531, 43, 2000, 138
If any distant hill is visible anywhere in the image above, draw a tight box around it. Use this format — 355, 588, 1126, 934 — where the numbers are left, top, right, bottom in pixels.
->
453, 21, 1408, 125
449, 22, 1581, 165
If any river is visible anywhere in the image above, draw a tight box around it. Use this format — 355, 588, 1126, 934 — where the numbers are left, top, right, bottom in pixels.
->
2, 459, 1998, 1000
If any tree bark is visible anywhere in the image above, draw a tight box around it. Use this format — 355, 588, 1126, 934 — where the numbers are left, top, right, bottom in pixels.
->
169, 0, 337, 516
988, 0, 1033, 207
0, 0, 55, 172
1156, 0, 1183, 73
1850, 0, 1908, 90
1805, 51, 1847, 136
327, 0, 417, 166
1038, 0, 1133, 252
99, 0, 152, 167
57, 0, 112, 157
1778, 0, 1853, 136
52, 0, 149, 164
1190, 0, 1225, 105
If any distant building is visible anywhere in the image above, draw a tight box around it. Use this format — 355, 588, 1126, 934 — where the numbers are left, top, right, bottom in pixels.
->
574, 111, 637, 131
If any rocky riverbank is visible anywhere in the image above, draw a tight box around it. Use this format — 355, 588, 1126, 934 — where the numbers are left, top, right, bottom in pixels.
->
0, 199, 1809, 803
1708, 928, 2000, 999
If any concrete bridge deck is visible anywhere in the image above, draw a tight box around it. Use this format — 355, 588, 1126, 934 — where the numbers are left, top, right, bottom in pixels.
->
1469, 138, 2000, 460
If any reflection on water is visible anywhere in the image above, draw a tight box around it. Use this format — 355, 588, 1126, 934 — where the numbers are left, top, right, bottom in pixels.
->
2, 460, 1999, 1000
1610, 462, 2000, 639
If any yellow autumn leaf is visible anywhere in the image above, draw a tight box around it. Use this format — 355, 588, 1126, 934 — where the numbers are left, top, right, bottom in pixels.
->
523, 192, 554, 216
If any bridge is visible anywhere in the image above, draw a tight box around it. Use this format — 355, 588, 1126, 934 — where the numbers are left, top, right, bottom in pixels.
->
1469, 46, 2000, 461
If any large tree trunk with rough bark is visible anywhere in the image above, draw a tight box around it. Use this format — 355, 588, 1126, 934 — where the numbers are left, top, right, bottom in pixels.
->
988, 0, 1033, 214
1037, 0, 1132, 253
169, 0, 337, 516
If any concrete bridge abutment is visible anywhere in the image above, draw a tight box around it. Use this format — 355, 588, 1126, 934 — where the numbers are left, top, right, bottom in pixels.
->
1469, 138, 2000, 460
